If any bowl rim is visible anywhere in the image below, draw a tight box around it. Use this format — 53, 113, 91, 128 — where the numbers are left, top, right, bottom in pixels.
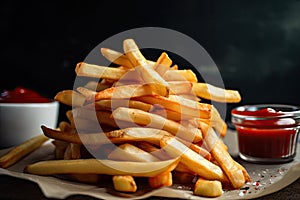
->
0, 100, 59, 107
231, 104, 300, 119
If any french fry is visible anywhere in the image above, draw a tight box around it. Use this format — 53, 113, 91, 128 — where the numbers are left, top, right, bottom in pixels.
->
168, 95, 211, 119
112, 107, 202, 143
63, 144, 72, 160
112, 175, 137, 192
24, 157, 180, 177
65, 110, 75, 127
135, 95, 211, 119
0, 135, 49, 168
42, 126, 173, 146
160, 136, 228, 183
163, 69, 198, 82
194, 177, 223, 197
150, 108, 192, 122
76, 87, 97, 98
192, 82, 241, 103
84, 81, 112, 92
58, 121, 73, 132
75, 62, 127, 80
177, 94, 201, 101
108, 142, 172, 190
234, 160, 251, 183
52, 139, 68, 159
211, 106, 227, 137
154, 52, 172, 76
148, 171, 173, 189
170, 64, 178, 70
176, 138, 211, 160
100, 48, 134, 69
71, 143, 81, 159
72, 108, 118, 128
89, 99, 153, 112
89, 84, 163, 101
108, 143, 160, 162
54, 90, 86, 107
203, 128, 246, 188
173, 162, 196, 174
168, 81, 193, 95
134, 142, 171, 161
123, 39, 169, 96
101, 47, 157, 69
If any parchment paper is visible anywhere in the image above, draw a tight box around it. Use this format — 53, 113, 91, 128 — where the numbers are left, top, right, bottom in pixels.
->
0, 130, 299, 200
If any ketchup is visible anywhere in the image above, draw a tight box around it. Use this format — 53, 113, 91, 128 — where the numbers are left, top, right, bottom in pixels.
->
0, 87, 51, 103
231, 104, 300, 163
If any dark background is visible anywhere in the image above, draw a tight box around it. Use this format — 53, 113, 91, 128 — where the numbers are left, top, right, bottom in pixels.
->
1, 0, 300, 122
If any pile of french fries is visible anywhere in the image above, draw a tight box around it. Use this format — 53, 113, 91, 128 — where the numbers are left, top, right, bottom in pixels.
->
1, 38, 250, 198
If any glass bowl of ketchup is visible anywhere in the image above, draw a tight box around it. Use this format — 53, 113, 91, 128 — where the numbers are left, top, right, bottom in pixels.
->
0, 87, 59, 148
231, 104, 300, 163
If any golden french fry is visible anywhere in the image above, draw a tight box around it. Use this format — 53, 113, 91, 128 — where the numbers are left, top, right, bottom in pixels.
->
154, 52, 172, 76
58, 121, 73, 132
75, 62, 127, 80
65, 110, 75, 127
134, 142, 171, 161
211, 106, 227, 137
42, 126, 173, 146
76, 87, 97, 98
108, 143, 160, 162
71, 143, 81, 159
123, 38, 148, 67
52, 139, 68, 159
148, 171, 173, 189
100, 48, 134, 69
0, 135, 49, 168
123, 39, 169, 96
151, 106, 197, 122
174, 163, 196, 174
112, 175, 137, 192
168, 81, 193, 95
160, 136, 228, 183
135, 95, 211, 119
177, 94, 201, 102
84, 81, 112, 92
203, 128, 246, 188
24, 157, 180, 177
194, 178, 223, 197
106, 128, 173, 146
112, 107, 202, 143
170, 64, 178, 70
89, 84, 164, 102
193, 107, 227, 138
54, 90, 86, 107
176, 138, 211, 160
63, 144, 72, 160
72, 108, 117, 128
163, 69, 198, 82
192, 82, 241, 103
234, 160, 251, 183
88, 99, 153, 112
168, 95, 211, 119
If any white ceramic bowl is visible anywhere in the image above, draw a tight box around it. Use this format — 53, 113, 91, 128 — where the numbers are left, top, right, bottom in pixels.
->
0, 101, 59, 148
